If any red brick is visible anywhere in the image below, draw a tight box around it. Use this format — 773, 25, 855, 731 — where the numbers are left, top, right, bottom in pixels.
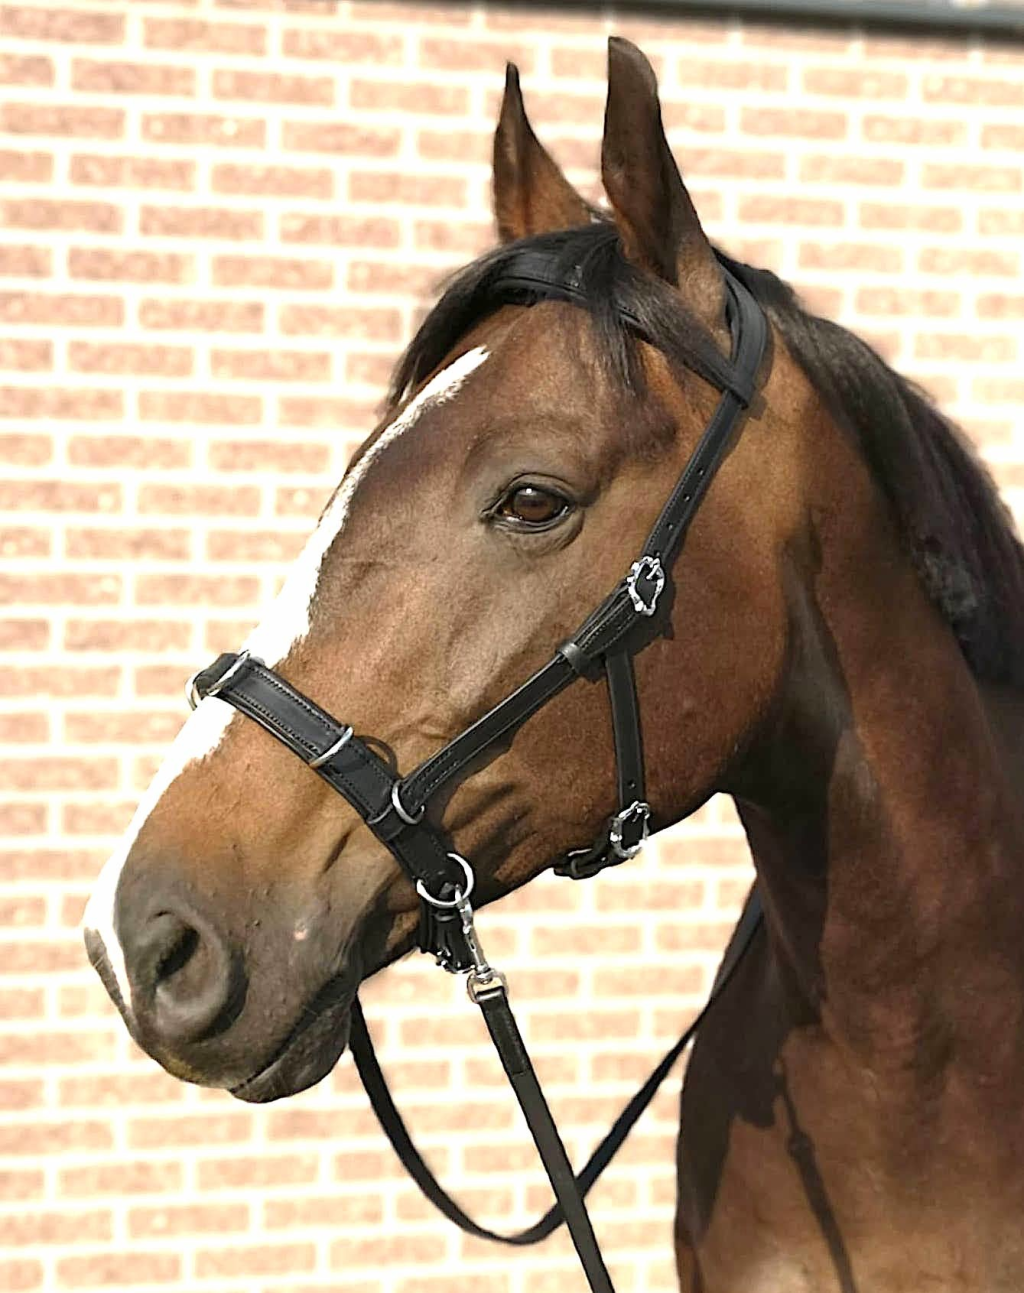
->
213, 254, 332, 290
138, 482, 260, 516
414, 127, 491, 164
0, 245, 50, 276
737, 195, 843, 226
0, 713, 47, 743
71, 58, 195, 97
983, 123, 1024, 150
346, 352, 397, 387
923, 163, 1022, 192
70, 342, 192, 379
977, 293, 1024, 320
0, 149, 51, 182
0, 339, 52, 371
413, 219, 492, 254
64, 710, 182, 744
59, 1069, 184, 1106
0, 386, 121, 421
279, 212, 400, 249
0, 5, 123, 41
197, 1153, 319, 1190
144, 17, 266, 54
0, 291, 122, 326
140, 204, 262, 240
0, 53, 53, 85
329, 1234, 439, 1269
277, 397, 377, 431
0, 432, 50, 463
0, 754, 117, 789
0, 849, 104, 883
134, 573, 260, 607
803, 66, 907, 97
139, 297, 262, 332
924, 74, 1024, 107
677, 57, 786, 91
349, 78, 469, 116
0, 893, 45, 924
213, 162, 333, 200
347, 260, 440, 297
207, 439, 329, 474
0, 659, 119, 692
196, 1244, 315, 1279
740, 106, 846, 139
0, 101, 124, 138
65, 527, 190, 561
0, 933, 100, 967
863, 114, 967, 147
0, 1032, 117, 1068
0, 1119, 104, 1158
278, 303, 402, 342
142, 110, 265, 148
800, 155, 903, 186
798, 241, 903, 273
282, 119, 400, 156
0, 618, 48, 649
69, 153, 195, 191
264, 1194, 382, 1228
352, 0, 471, 19
213, 68, 334, 106
138, 390, 261, 425
0, 1168, 43, 1198
57, 1253, 180, 1288
349, 170, 467, 208
0, 481, 120, 512
920, 247, 1019, 277
0, 573, 120, 605
210, 347, 331, 383
59, 1161, 183, 1198
0, 517, 55, 558
0, 1259, 41, 1291
284, 26, 403, 61
0, 803, 46, 834
979, 208, 1024, 236
61, 802, 135, 835
859, 201, 962, 233
131, 1202, 249, 1238
914, 332, 1016, 363
130, 1113, 253, 1150
68, 434, 191, 468
133, 666, 196, 700
1, 198, 120, 234
419, 37, 536, 74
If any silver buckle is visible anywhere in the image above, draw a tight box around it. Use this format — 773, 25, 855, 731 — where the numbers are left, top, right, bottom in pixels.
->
308, 725, 354, 769
626, 556, 665, 617
185, 650, 253, 711
609, 800, 650, 860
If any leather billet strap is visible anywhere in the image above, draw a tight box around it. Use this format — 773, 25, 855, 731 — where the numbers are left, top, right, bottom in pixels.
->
351, 887, 764, 1249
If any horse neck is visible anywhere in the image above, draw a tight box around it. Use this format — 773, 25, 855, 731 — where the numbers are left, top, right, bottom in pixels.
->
726, 520, 1024, 1079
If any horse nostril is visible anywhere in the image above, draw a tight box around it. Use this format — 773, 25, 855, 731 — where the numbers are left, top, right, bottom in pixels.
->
131, 905, 245, 1049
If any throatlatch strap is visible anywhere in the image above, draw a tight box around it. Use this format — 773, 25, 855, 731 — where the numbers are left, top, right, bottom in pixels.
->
351, 887, 763, 1250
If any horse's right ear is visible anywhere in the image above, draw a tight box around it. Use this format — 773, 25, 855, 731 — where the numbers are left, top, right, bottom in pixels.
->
493, 63, 592, 243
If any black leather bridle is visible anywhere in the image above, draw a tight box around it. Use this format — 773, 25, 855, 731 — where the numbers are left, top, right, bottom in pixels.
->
187, 250, 768, 1293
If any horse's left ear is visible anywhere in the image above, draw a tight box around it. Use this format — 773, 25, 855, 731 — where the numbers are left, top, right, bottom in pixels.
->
601, 38, 725, 328
493, 63, 592, 243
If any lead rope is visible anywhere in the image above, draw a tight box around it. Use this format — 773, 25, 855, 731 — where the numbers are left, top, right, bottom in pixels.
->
350, 887, 763, 1286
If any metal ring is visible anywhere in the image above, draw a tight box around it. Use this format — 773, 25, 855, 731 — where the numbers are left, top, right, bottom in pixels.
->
308, 725, 354, 770
391, 781, 425, 826
184, 671, 202, 711
415, 853, 475, 909
205, 650, 252, 700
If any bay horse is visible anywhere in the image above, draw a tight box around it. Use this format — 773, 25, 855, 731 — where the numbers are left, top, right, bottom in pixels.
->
83, 38, 1024, 1293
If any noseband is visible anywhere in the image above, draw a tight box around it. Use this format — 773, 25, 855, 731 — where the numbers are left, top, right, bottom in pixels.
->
187, 251, 768, 1293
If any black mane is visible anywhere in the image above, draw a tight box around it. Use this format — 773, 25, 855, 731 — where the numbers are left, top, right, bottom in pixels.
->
391, 222, 1024, 687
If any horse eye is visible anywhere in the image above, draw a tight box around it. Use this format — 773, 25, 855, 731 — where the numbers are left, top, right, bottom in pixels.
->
497, 485, 570, 528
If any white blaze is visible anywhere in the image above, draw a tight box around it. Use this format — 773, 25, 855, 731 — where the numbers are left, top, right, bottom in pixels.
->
82, 347, 490, 1010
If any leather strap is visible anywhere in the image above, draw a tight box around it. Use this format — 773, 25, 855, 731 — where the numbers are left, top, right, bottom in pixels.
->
351, 887, 763, 1249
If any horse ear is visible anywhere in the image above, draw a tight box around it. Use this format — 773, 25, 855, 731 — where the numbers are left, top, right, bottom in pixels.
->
493, 63, 592, 243
601, 38, 724, 323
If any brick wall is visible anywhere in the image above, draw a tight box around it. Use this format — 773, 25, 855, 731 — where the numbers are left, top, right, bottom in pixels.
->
1, 2, 1022, 1290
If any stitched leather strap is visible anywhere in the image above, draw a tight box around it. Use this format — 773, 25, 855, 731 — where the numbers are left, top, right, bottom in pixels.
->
351, 887, 763, 1250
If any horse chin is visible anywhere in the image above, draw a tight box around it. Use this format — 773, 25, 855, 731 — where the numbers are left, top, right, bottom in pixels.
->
230, 993, 353, 1104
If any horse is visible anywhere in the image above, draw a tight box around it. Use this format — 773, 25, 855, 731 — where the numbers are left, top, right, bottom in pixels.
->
83, 36, 1024, 1293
